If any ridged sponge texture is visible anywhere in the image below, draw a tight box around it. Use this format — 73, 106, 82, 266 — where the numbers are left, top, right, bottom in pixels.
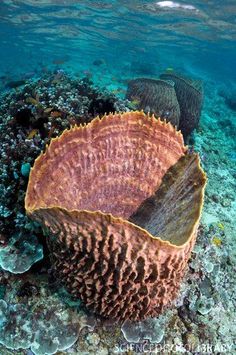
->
25, 112, 206, 322
25, 111, 186, 219
126, 78, 180, 128
160, 72, 203, 138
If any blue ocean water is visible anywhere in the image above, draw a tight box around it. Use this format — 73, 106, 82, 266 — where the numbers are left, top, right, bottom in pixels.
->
0, 0, 236, 83
0, 1, 236, 355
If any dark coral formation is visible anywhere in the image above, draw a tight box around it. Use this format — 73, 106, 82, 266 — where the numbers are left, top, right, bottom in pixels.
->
126, 78, 180, 127
0, 72, 123, 251
25, 111, 206, 322
160, 72, 203, 138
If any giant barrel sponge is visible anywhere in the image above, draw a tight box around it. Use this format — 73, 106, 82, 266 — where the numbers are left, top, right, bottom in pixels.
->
25, 111, 206, 322
160, 72, 203, 138
126, 78, 180, 128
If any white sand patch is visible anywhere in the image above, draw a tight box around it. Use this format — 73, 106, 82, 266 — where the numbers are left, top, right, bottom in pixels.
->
202, 211, 219, 226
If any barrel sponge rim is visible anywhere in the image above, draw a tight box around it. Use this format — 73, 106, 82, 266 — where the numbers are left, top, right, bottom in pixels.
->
25, 111, 206, 250
25, 110, 186, 214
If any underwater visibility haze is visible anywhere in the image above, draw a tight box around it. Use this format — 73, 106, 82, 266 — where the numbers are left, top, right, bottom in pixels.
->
0, 1, 236, 354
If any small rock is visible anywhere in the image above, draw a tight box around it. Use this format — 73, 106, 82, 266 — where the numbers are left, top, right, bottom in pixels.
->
211, 194, 219, 203
196, 296, 214, 315
21, 162, 31, 177
13, 171, 19, 179
16, 281, 39, 298
221, 199, 231, 207
185, 332, 199, 351
86, 332, 100, 346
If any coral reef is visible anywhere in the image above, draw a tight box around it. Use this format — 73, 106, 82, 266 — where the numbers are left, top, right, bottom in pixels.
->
0, 271, 96, 355
121, 312, 170, 344
25, 111, 206, 322
0, 233, 43, 273
160, 72, 203, 138
0, 71, 125, 267
126, 78, 180, 126
0, 72, 235, 354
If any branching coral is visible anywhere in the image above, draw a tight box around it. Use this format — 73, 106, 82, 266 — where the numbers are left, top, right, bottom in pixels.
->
25, 111, 206, 322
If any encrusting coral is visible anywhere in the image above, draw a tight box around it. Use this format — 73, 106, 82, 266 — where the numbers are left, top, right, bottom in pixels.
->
25, 111, 206, 322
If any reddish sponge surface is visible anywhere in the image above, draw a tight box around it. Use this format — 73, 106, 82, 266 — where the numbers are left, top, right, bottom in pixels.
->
25, 112, 206, 322
25, 111, 186, 219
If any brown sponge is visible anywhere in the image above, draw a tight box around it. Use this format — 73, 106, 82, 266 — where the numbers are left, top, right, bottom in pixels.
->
25, 112, 206, 322
126, 78, 180, 128
160, 72, 203, 138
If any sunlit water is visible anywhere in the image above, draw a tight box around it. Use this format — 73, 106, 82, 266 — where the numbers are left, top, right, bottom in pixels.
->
1, 0, 236, 83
